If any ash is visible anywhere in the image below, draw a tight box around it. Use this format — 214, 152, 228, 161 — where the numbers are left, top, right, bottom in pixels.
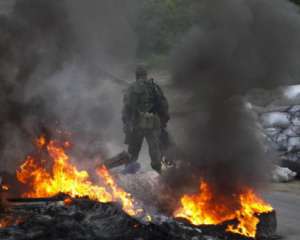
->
0, 199, 212, 240
0, 197, 277, 240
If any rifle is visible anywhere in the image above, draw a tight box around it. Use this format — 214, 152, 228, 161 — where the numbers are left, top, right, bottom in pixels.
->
101, 151, 131, 169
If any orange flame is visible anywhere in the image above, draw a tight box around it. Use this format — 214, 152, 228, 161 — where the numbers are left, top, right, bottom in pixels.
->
1, 185, 9, 191
97, 166, 143, 216
0, 219, 10, 228
36, 135, 46, 148
174, 180, 273, 238
64, 198, 73, 205
16, 137, 141, 216
0, 217, 22, 228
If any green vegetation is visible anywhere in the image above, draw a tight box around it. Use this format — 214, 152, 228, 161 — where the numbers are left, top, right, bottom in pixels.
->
135, 0, 202, 61
291, 0, 300, 5
135, 0, 300, 66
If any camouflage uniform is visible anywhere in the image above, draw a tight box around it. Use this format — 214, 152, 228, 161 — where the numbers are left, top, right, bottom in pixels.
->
122, 66, 169, 173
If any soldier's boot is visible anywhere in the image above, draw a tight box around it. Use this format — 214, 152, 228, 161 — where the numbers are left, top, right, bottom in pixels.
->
122, 151, 141, 174
160, 128, 175, 167
151, 162, 162, 174
122, 161, 141, 174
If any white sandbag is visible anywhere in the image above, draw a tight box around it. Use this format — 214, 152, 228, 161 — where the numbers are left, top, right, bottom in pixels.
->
271, 165, 297, 182
261, 112, 290, 128
287, 137, 300, 152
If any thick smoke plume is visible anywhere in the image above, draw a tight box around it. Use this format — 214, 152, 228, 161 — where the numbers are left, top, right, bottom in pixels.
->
165, 0, 300, 200
0, 0, 138, 172
0, 0, 74, 171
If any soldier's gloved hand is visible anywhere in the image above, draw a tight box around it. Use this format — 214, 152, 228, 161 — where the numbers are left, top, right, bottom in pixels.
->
160, 117, 169, 129
162, 157, 174, 168
161, 122, 167, 129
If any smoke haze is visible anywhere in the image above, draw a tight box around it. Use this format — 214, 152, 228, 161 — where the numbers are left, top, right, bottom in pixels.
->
2, 0, 300, 208
0, 0, 139, 172
164, 0, 300, 201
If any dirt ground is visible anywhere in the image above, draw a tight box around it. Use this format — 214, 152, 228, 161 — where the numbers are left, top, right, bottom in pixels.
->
264, 180, 300, 240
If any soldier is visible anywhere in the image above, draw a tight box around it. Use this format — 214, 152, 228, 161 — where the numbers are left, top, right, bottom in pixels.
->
122, 65, 170, 173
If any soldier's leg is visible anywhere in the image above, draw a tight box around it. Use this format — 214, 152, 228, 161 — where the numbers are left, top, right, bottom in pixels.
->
123, 131, 144, 174
160, 128, 169, 158
146, 130, 162, 173
127, 130, 144, 163
160, 128, 176, 166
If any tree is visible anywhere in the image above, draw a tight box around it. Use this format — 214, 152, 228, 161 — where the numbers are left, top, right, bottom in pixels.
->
290, 0, 300, 5
135, 0, 202, 59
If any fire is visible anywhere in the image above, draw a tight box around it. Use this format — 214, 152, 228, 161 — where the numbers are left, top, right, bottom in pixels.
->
174, 180, 273, 238
16, 136, 141, 216
1, 185, 9, 191
36, 135, 46, 148
64, 198, 73, 205
97, 166, 143, 216
0, 219, 10, 228
0, 217, 23, 228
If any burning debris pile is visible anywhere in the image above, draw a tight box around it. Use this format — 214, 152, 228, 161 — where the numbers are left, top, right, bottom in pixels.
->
0, 196, 277, 240
173, 180, 274, 238
0, 199, 164, 240
0, 197, 276, 240
161, 0, 300, 239
15, 135, 142, 217
0, 134, 278, 240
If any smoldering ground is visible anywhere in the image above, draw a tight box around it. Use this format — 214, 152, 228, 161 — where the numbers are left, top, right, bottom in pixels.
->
0, 0, 139, 172
163, 0, 300, 203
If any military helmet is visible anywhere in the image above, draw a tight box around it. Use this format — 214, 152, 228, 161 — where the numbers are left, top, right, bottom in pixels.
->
135, 64, 147, 79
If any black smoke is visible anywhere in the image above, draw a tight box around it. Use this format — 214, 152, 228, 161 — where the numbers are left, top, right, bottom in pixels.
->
0, 0, 139, 172
164, 0, 300, 201
0, 0, 75, 171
